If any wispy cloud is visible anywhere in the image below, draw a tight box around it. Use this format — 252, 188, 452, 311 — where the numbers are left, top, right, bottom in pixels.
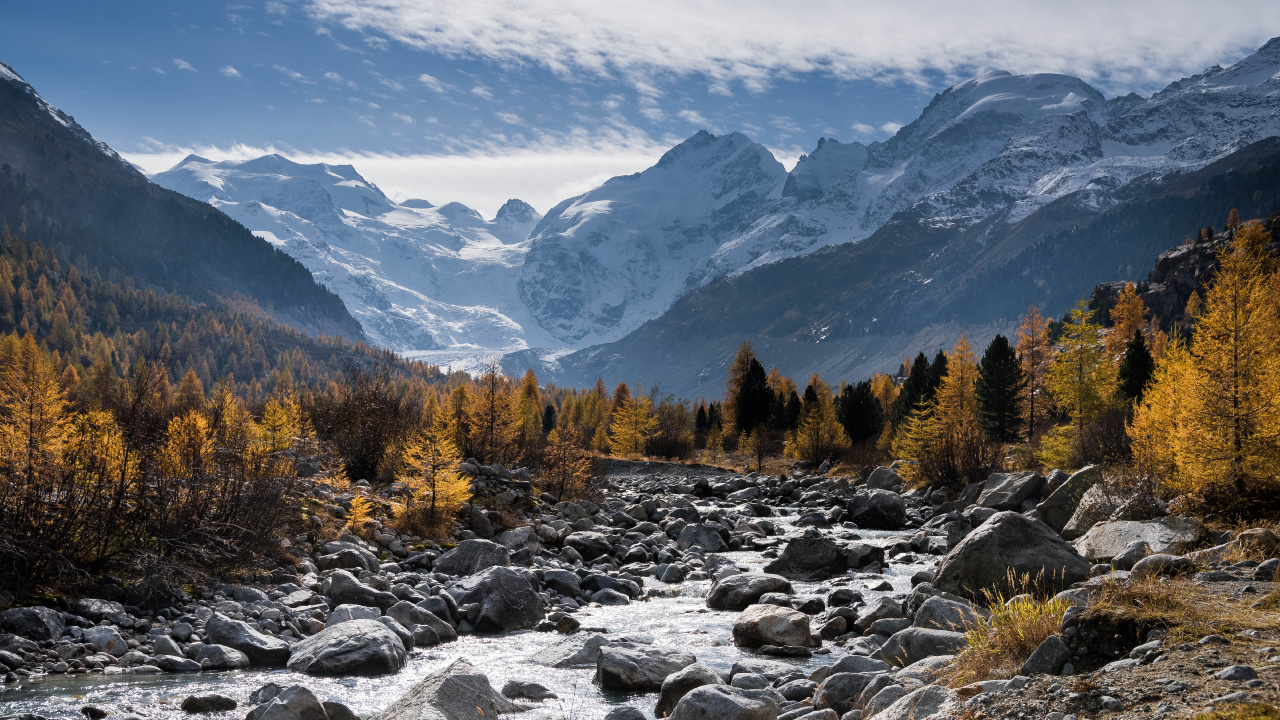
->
173, 58, 196, 72
221, 66, 243, 78
879, 121, 903, 134
495, 112, 522, 124
393, 112, 414, 123
850, 122, 876, 136
273, 64, 313, 83
418, 72, 446, 92
677, 109, 709, 126
303, 0, 1280, 95
470, 84, 493, 100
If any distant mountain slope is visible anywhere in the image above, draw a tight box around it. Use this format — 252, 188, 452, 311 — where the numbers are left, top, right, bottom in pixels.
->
521, 136, 1280, 397
153, 154, 544, 355
0, 62, 362, 342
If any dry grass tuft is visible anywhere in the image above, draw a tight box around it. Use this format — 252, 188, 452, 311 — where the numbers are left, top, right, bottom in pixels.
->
942, 570, 1068, 687
1194, 703, 1280, 720
1085, 576, 1278, 642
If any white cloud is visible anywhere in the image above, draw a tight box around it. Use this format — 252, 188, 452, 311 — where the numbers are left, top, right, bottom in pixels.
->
770, 115, 801, 135
302, 0, 1280, 95
677, 109, 709, 126
879, 121, 903, 134
122, 132, 673, 218
495, 111, 522, 124
173, 58, 196, 72
638, 96, 664, 122
273, 65, 313, 83
417, 72, 446, 92
324, 71, 344, 82
470, 84, 494, 100
221, 65, 243, 78
850, 122, 875, 135
393, 112, 414, 123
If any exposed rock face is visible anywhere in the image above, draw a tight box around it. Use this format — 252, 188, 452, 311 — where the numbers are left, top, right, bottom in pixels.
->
596, 643, 698, 691
977, 472, 1046, 511
447, 566, 545, 633
204, 612, 291, 664
732, 604, 812, 648
373, 659, 521, 720
433, 539, 510, 577
1072, 517, 1202, 562
1060, 484, 1126, 541
846, 489, 907, 529
933, 511, 1091, 600
287, 619, 407, 676
706, 573, 794, 610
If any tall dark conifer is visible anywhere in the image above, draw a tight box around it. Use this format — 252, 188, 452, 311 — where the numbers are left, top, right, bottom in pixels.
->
975, 334, 1026, 442
891, 352, 931, 427
1117, 330, 1155, 403
837, 380, 885, 444
925, 350, 949, 402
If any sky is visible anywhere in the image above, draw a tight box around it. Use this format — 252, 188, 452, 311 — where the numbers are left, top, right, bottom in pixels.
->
8, 1, 1280, 218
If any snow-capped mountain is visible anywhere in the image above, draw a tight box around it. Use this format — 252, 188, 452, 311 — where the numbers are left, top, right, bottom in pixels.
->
517, 130, 786, 346
153, 155, 547, 356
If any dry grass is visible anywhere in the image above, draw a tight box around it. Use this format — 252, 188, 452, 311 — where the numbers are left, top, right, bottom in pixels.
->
942, 571, 1069, 687
1084, 575, 1279, 642
1194, 703, 1280, 720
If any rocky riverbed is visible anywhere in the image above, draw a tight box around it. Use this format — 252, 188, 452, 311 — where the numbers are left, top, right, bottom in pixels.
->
2, 460, 1279, 720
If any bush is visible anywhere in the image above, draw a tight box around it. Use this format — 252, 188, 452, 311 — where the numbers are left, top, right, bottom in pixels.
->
944, 570, 1068, 686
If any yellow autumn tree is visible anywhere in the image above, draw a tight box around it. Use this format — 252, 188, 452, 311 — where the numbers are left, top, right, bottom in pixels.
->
1107, 282, 1147, 357
468, 361, 519, 464
514, 369, 543, 453
870, 373, 899, 415
609, 393, 657, 456
398, 414, 471, 535
893, 335, 991, 488
784, 375, 849, 465
1046, 301, 1116, 465
1137, 222, 1280, 505
0, 334, 70, 485
1016, 306, 1054, 438
161, 410, 214, 480
1128, 336, 1190, 478
541, 423, 594, 501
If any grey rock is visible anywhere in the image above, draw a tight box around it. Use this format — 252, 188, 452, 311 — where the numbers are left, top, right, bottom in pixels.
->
564, 531, 613, 560
874, 685, 958, 720
328, 570, 399, 610
180, 694, 236, 713
879, 628, 967, 667
763, 538, 883, 581
156, 655, 202, 672
1215, 665, 1258, 681
376, 616, 415, 650
677, 523, 730, 553
777, 678, 817, 701
732, 603, 812, 648
500, 680, 557, 700
866, 467, 902, 490
912, 596, 982, 632
542, 569, 581, 597
204, 613, 291, 664
655, 662, 724, 717
1036, 466, 1099, 532
933, 511, 1091, 601
448, 566, 545, 633
830, 655, 891, 674
388, 601, 456, 643
287, 619, 406, 676
1020, 635, 1070, 675
531, 633, 612, 668
813, 673, 877, 715
730, 673, 770, 689
193, 644, 250, 670
669, 685, 779, 720
1130, 553, 1196, 579
83, 626, 129, 656
366, 659, 516, 720
71, 598, 126, 622
153, 635, 183, 658
247, 685, 329, 720
707, 573, 794, 610
603, 708, 647, 720
730, 658, 795, 681
1060, 484, 1125, 541
597, 643, 697, 691
0, 607, 63, 641
846, 489, 907, 530
1073, 517, 1202, 562
866, 685, 910, 716
1111, 540, 1151, 570
433, 539, 511, 577
326, 604, 382, 627
977, 472, 1046, 511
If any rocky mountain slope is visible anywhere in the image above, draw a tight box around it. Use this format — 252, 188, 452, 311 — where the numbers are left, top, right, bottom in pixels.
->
0, 63, 363, 342
152, 155, 545, 357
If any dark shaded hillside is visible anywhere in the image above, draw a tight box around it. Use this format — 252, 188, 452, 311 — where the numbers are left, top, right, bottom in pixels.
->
0, 64, 364, 341
529, 137, 1280, 397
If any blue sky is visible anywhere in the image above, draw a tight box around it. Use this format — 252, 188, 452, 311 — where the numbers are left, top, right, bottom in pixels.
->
8, 1, 1280, 217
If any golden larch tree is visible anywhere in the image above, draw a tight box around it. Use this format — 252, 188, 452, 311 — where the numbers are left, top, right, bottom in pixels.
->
784, 375, 849, 465
1016, 306, 1054, 438
609, 393, 657, 457
0, 334, 71, 485
468, 361, 518, 465
542, 423, 594, 501
398, 414, 471, 534
1107, 283, 1147, 357
1049, 301, 1117, 462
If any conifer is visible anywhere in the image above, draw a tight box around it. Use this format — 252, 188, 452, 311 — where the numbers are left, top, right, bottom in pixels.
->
1049, 301, 1116, 462
836, 379, 884, 444
542, 424, 593, 500
975, 334, 1026, 442
0, 334, 70, 485
1107, 283, 1147, 357
1116, 331, 1155, 404
1016, 305, 1054, 438
609, 393, 657, 456
398, 414, 470, 534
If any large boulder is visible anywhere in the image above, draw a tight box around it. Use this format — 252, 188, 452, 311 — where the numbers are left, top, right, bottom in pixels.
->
847, 489, 907, 529
1060, 484, 1125, 541
0, 607, 63, 641
933, 512, 1090, 600
706, 574, 793, 610
448, 566, 545, 633
204, 612, 291, 664
82, 626, 128, 656
867, 466, 902, 490
328, 570, 399, 611
762, 537, 883, 580
194, 644, 251, 670
1036, 466, 1100, 532
669, 685, 779, 720
325, 604, 381, 627
732, 604, 812, 648
879, 628, 967, 667
1072, 517, 1202, 562
386, 601, 457, 643
876, 685, 959, 720
245, 685, 329, 720
655, 662, 724, 717
676, 523, 730, 553
71, 598, 126, 622
373, 658, 519, 720
977, 472, 1045, 511
287, 619, 406, 676
563, 531, 612, 560
596, 643, 697, 691
433, 539, 510, 577
813, 672, 877, 715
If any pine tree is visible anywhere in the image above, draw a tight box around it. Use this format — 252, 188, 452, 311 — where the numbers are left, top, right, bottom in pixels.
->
784, 390, 802, 429
975, 334, 1026, 442
837, 380, 884, 444
870, 373, 898, 415
175, 368, 205, 413
398, 414, 470, 535
609, 393, 657, 456
1049, 301, 1116, 462
926, 351, 949, 401
1227, 208, 1240, 232
726, 342, 772, 434
542, 404, 557, 433
894, 336, 991, 488
891, 353, 931, 427
1016, 305, 1054, 438
1116, 330, 1155, 403
514, 369, 543, 454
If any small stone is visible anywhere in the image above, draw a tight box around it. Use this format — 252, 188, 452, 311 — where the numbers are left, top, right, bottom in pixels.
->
180, 694, 238, 713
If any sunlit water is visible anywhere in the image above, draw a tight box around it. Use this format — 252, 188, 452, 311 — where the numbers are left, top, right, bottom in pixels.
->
0, 526, 932, 720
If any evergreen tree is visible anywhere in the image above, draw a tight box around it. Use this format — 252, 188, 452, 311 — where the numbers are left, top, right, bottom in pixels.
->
694, 403, 708, 433
784, 390, 802, 429
894, 336, 991, 488
836, 380, 884, 444
542, 404, 557, 433
975, 334, 1026, 442
891, 353, 931, 427
1116, 331, 1155, 404
726, 342, 772, 434
925, 351, 949, 401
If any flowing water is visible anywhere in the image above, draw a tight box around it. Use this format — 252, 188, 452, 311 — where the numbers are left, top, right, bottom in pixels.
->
0, 526, 931, 720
